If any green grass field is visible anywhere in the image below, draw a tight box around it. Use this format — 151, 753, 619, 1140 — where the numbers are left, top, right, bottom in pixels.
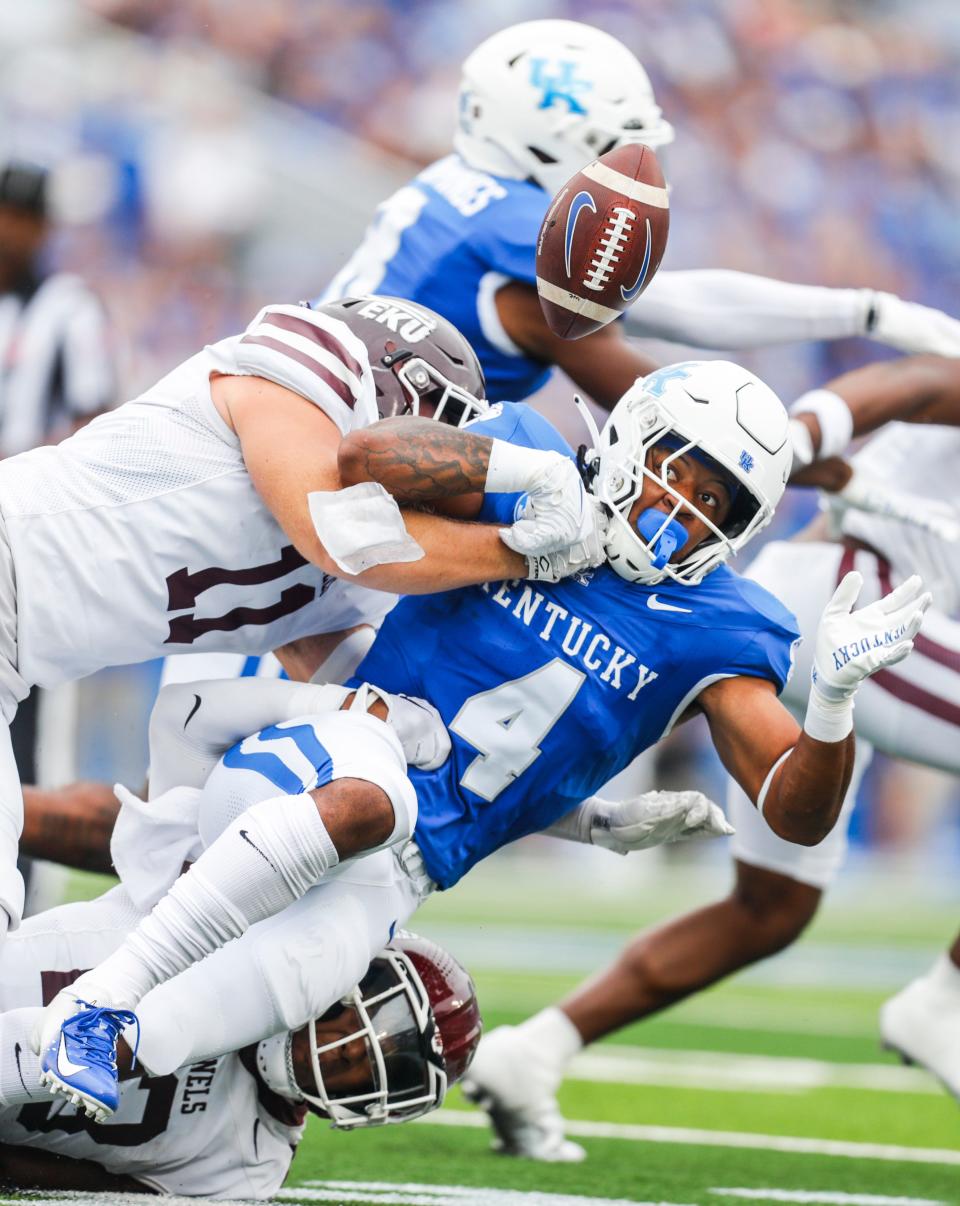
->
8, 851, 960, 1205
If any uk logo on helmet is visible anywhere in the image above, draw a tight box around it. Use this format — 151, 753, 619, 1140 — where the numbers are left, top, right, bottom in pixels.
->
528, 58, 593, 114
739, 449, 755, 473
644, 363, 696, 398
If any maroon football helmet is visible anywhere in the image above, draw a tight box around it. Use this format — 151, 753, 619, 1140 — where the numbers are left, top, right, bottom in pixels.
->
303, 930, 482, 1128
312, 295, 488, 427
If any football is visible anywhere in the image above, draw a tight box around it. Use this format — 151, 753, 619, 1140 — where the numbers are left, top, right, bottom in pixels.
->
535, 143, 670, 340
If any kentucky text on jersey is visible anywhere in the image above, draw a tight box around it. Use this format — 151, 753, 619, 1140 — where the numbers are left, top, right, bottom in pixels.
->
478, 579, 659, 700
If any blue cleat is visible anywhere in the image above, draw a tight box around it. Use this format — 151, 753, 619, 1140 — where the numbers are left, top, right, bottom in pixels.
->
38, 1001, 139, 1123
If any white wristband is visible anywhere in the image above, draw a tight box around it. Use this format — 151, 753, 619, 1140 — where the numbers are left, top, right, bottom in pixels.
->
803, 682, 855, 744
788, 418, 815, 473
486, 439, 552, 493
790, 389, 854, 460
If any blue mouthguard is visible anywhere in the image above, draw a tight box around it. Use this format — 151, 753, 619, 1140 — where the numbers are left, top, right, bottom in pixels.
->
635, 508, 689, 569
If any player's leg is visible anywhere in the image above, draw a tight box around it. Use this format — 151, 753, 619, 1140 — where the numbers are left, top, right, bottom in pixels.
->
126, 848, 424, 1078
0, 885, 147, 1110
839, 553, 960, 1097
36, 712, 417, 1114
56, 711, 414, 1010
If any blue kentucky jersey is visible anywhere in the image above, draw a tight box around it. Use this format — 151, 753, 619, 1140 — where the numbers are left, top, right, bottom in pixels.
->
319, 154, 550, 404
351, 403, 801, 891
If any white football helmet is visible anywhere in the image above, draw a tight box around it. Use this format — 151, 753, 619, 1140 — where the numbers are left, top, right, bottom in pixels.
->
454, 20, 674, 196
590, 361, 791, 586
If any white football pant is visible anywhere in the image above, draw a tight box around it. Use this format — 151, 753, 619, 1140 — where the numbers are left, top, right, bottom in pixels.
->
729, 540, 960, 888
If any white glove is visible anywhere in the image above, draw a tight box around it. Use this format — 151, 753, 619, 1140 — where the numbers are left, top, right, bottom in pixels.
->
811, 571, 931, 702
500, 455, 599, 557
591, 790, 733, 854
350, 683, 450, 771
520, 497, 608, 582
865, 291, 960, 358
822, 467, 960, 544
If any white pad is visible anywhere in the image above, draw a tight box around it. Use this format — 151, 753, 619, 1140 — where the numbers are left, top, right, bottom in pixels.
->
308, 482, 424, 575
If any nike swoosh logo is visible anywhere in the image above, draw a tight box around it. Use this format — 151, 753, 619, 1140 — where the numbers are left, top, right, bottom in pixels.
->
239, 829, 278, 873
647, 594, 693, 614
56, 1031, 90, 1077
620, 216, 653, 302
564, 190, 597, 279
14, 1041, 30, 1096
183, 694, 202, 730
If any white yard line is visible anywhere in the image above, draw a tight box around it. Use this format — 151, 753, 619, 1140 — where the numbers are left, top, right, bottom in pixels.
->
419, 1111, 960, 1166
710, 1191, 946, 1205
279, 1183, 694, 1206
569, 1046, 938, 1095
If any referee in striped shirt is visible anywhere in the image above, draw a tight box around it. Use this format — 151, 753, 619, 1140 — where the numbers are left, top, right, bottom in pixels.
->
0, 161, 114, 458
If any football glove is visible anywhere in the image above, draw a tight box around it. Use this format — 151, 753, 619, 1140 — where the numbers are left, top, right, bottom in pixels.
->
865, 291, 960, 358
811, 570, 931, 702
591, 789, 734, 854
500, 455, 604, 558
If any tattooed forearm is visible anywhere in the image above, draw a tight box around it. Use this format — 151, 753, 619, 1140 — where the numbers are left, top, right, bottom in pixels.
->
338, 418, 492, 501
21, 781, 120, 873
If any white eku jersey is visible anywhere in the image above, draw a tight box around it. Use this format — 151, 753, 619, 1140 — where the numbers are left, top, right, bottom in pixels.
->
842, 423, 960, 617
0, 886, 303, 1198
0, 303, 392, 690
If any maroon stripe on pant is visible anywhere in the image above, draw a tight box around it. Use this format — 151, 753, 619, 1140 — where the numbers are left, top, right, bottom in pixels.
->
240, 334, 356, 408
869, 667, 960, 727
871, 546, 960, 672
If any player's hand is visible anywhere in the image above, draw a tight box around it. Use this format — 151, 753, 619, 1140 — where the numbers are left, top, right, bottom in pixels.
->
591, 790, 733, 854
351, 684, 450, 770
821, 467, 960, 544
811, 571, 931, 701
515, 498, 608, 583
865, 291, 960, 358
500, 456, 602, 557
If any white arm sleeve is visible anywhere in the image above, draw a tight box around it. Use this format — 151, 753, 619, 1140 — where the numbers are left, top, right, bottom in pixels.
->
0, 723, 23, 931
147, 678, 352, 799
623, 270, 870, 348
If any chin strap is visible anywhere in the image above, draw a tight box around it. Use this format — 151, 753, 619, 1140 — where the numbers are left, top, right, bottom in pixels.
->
635, 508, 688, 569
256, 1031, 303, 1102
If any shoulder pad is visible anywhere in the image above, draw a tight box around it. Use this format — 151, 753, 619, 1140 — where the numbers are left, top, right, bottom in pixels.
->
235, 304, 377, 433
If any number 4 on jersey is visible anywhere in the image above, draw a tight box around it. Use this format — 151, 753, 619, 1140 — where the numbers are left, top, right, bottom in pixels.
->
450, 658, 585, 801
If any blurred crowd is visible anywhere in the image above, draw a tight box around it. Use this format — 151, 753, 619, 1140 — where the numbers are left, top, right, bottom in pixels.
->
1, 0, 959, 861
76, 0, 960, 378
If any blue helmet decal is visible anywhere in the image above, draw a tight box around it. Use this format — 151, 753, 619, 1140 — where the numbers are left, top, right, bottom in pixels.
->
738, 449, 755, 474
528, 58, 593, 115
564, 190, 597, 278
620, 216, 653, 302
643, 363, 698, 398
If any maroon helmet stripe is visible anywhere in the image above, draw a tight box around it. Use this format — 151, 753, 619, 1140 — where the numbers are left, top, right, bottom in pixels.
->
240, 334, 355, 409
261, 312, 365, 381
870, 667, 960, 726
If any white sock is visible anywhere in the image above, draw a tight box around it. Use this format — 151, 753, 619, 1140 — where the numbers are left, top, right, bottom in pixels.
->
516, 1007, 584, 1076
76, 794, 339, 1009
929, 953, 960, 996
0, 1008, 43, 1107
